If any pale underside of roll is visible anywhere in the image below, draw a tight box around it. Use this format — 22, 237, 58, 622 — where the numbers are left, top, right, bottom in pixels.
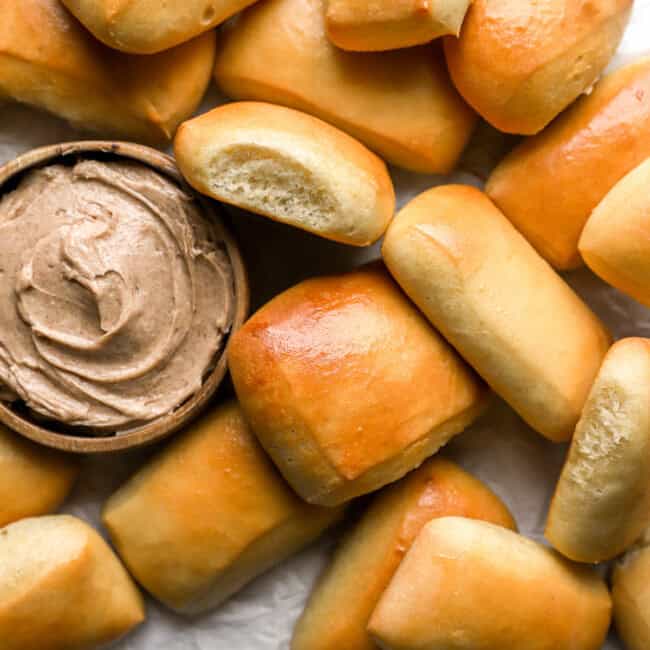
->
382, 184, 611, 443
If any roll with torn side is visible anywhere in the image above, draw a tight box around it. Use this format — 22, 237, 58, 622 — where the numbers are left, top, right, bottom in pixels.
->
443, 0, 632, 135
0, 0, 216, 144
0, 515, 145, 650
382, 185, 611, 442
291, 457, 516, 650
214, 0, 477, 174
228, 265, 487, 506
103, 401, 344, 615
546, 338, 650, 563
612, 533, 650, 650
486, 57, 650, 270
325, 0, 472, 52
0, 425, 78, 528
580, 158, 650, 307
368, 517, 612, 650
174, 102, 395, 246
60, 0, 260, 54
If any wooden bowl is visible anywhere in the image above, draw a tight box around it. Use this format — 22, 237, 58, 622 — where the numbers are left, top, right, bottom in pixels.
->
0, 141, 249, 453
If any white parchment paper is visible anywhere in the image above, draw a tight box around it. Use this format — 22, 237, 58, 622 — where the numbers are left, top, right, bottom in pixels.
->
1, 3, 650, 647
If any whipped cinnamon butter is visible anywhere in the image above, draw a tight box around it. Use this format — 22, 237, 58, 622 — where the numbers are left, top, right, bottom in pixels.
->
0, 159, 234, 431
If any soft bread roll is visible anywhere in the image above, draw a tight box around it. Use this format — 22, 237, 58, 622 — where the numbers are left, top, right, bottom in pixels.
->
486, 57, 650, 270
228, 265, 486, 506
291, 458, 516, 650
174, 102, 395, 246
443, 0, 631, 135
612, 535, 650, 650
382, 185, 611, 442
103, 401, 343, 614
580, 158, 650, 306
214, 0, 477, 174
0, 425, 78, 528
368, 517, 612, 650
325, 0, 472, 52
546, 338, 650, 563
61, 0, 259, 54
0, 0, 216, 144
0, 514, 145, 650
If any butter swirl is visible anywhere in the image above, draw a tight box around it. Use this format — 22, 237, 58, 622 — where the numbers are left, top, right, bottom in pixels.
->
0, 160, 233, 431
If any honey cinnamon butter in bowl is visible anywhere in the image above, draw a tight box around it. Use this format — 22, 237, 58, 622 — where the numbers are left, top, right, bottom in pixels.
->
0, 142, 248, 453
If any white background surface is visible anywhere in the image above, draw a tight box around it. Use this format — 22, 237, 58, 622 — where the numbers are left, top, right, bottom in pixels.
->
1, 2, 650, 648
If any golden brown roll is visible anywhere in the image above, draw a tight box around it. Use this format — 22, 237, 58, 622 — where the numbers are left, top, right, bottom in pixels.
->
0, 425, 78, 528
228, 265, 487, 506
0, 514, 145, 650
0, 0, 216, 144
174, 102, 395, 246
546, 338, 650, 563
325, 0, 472, 51
486, 57, 650, 270
103, 401, 343, 615
612, 535, 650, 650
368, 517, 612, 650
214, 0, 477, 174
443, 0, 631, 135
382, 185, 611, 443
291, 458, 516, 650
61, 0, 259, 54
580, 157, 650, 306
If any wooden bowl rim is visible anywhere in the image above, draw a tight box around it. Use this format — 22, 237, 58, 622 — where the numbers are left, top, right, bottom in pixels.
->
0, 141, 249, 453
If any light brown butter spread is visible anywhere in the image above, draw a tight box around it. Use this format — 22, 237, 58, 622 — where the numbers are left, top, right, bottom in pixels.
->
0, 160, 233, 431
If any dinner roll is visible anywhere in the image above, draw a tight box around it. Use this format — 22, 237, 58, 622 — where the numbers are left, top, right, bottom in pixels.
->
0, 514, 145, 650
0, 0, 215, 144
486, 57, 650, 270
612, 535, 650, 650
0, 425, 78, 527
444, 0, 631, 135
292, 458, 516, 650
228, 265, 486, 506
546, 338, 650, 563
103, 401, 343, 615
368, 517, 612, 650
382, 185, 610, 442
325, 0, 472, 51
580, 158, 650, 306
214, 0, 476, 174
174, 102, 395, 246
61, 0, 259, 54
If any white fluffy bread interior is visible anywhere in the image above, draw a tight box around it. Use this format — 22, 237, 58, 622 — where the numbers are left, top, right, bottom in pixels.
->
199, 130, 381, 243
548, 342, 650, 558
